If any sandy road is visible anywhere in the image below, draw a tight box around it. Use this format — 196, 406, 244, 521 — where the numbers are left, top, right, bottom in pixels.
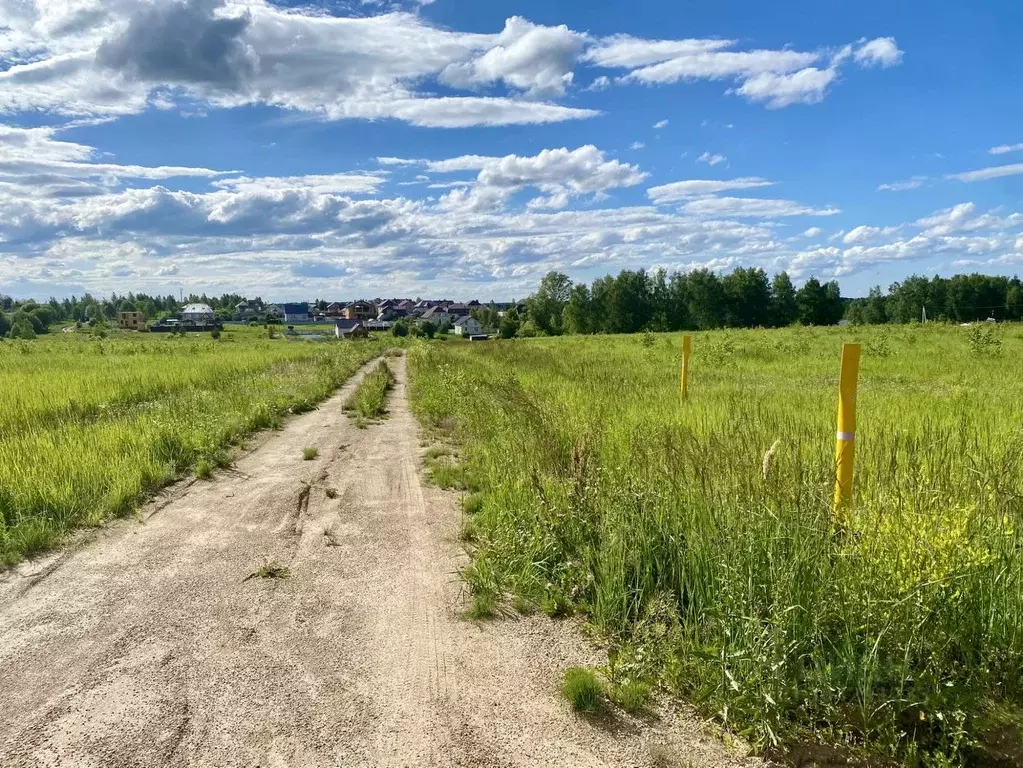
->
0, 354, 761, 768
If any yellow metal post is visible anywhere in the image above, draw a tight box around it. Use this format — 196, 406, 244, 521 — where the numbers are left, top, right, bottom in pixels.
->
680, 334, 692, 399
833, 343, 861, 514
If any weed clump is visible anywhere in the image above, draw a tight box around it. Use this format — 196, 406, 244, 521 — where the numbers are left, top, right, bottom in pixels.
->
562, 667, 603, 712
345, 361, 394, 421
302, 446, 319, 460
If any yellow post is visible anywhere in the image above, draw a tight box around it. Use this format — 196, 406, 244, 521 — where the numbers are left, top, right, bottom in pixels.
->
833, 343, 861, 514
680, 334, 692, 399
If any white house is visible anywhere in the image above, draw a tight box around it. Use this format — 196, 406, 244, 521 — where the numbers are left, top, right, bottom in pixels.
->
452, 316, 483, 336
181, 303, 215, 325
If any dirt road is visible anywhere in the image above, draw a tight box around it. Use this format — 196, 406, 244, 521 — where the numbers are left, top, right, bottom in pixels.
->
0, 354, 761, 768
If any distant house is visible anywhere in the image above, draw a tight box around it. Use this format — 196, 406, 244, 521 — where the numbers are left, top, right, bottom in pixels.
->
452, 316, 483, 336
117, 311, 146, 330
418, 306, 453, 327
181, 303, 215, 325
281, 303, 310, 323
265, 304, 283, 318
335, 318, 369, 339
325, 302, 345, 317
343, 301, 376, 321
234, 301, 263, 321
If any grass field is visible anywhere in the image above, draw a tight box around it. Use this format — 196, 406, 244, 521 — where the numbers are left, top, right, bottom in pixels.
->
408, 324, 1023, 765
0, 327, 384, 566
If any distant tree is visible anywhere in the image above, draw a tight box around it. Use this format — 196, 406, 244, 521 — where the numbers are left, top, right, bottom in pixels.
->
686, 269, 726, 329
862, 286, 888, 324
391, 319, 410, 337
562, 284, 594, 334
0, 312, 9, 337
526, 271, 572, 335
769, 272, 798, 327
420, 320, 437, 339
796, 277, 828, 325
498, 309, 520, 339
723, 267, 770, 327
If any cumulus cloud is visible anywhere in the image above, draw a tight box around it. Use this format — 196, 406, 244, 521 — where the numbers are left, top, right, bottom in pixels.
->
654, 119, 668, 129
647, 177, 773, 204
853, 37, 904, 68
437, 16, 585, 98
434, 145, 647, 212
1, 2, 598, 127
95, 0, 256, 88
697, 151, 726, 166
802, 227, 823, 237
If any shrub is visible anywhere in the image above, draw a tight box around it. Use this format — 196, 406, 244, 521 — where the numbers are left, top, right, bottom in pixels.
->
302, 447, 319, 460
10, 319, 36, 340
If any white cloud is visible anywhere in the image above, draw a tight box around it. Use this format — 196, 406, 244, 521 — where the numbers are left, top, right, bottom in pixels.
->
878, 175, 926, 191
681, 196, 840, 218
802, 227, 823, 237
948, 163, 1023, 182
377, 157, 422, 166
653, 119, 668, 129
842, 224, 899, 244
0, 3, 599, 127
630, 141, 645, 150
211, 173, 387, 195
697, 151, 727, 166
438, 16, 585, 98
582, 32, 898, 108
647, 177, 774, 204
990, 143, 1023, 155
0, 122, 229, 195
915, 202, 1023, 237
853, 37, 903, 68
731, 66, 838, 108
584, 75, 611, 91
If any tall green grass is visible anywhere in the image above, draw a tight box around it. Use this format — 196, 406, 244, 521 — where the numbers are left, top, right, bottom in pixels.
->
344, 360, 395, 420
407, 325, 1023, 764
0, 330, 384, 565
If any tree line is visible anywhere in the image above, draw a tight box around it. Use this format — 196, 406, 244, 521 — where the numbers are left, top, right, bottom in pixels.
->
501, 268, 846, 337
844, 274, 1023, 324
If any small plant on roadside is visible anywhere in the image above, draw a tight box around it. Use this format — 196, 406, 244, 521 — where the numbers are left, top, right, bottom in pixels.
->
195, 457, 213, 480
562, 667, 604, 713
324, 487, 338, 499
302, 447, 319, 460
609, 680, 652, 714
243, 561, 291, 581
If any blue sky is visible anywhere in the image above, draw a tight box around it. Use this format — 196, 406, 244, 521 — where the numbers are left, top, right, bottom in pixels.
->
1, 0, 1021, 301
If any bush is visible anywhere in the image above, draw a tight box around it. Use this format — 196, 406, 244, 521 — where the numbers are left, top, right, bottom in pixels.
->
210, 328, 221, 340
10, 319, 36, 340
562, 668, 603, 712
0, 312, 10, 337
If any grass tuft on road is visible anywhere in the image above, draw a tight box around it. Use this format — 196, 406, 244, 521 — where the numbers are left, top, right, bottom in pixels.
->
344, 360, 395, 421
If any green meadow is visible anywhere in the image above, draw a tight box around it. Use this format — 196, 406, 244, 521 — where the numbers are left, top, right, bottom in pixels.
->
408, 324, 1023, 765
0, 328, 383, 565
